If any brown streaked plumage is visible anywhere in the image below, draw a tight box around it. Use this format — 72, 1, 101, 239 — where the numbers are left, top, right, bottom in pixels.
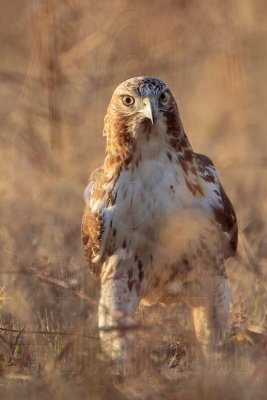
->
81, 76, 238, 370
195, 153, 238, 257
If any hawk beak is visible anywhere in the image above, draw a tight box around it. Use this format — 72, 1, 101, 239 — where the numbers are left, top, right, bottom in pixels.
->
143, 97, 157, 124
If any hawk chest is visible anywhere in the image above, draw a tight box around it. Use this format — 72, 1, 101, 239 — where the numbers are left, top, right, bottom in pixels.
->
109, 156, 200, 249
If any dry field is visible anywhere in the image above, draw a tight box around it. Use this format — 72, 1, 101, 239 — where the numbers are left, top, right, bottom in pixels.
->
0, 1, 267, 399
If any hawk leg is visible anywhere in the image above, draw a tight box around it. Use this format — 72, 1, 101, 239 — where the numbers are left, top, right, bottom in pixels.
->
98, 253, 140, 372
191, 275, 230, 358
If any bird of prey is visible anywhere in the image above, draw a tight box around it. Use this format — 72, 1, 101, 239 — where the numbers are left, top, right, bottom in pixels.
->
81, 76, 238, 366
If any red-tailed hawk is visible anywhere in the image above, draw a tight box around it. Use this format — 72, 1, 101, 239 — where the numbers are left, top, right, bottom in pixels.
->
81, 76, 238, 367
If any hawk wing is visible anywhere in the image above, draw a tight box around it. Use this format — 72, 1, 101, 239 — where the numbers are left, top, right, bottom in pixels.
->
81, 167, 106, 276
195, 153, 238, 257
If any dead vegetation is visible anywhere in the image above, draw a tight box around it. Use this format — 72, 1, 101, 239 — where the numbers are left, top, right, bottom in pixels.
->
0, 0, 267, 399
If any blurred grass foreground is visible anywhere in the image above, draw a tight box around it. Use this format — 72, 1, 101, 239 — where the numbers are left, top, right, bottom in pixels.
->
0, 1, 267, 399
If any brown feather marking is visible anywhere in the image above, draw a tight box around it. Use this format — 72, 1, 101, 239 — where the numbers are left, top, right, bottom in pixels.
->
81, 165, 121, 276
166, 151, 172, 161
81, 205, 103, 276
195, 153, 238, 256
128, 280, 135, 292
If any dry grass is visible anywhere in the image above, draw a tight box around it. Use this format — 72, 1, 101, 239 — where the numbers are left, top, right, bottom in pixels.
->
0, 0, 267, 399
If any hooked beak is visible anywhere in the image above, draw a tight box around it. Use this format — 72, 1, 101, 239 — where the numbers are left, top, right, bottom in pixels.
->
142, 97, 157, 124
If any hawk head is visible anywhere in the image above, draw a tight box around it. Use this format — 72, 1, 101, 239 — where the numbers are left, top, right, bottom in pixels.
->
103, 76, 188, 169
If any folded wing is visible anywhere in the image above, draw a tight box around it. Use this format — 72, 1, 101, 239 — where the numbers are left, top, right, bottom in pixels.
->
195, 153, 238, 257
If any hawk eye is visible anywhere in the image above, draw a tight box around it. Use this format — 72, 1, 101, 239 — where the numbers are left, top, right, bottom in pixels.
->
159, 91, 169, 103
122, 95, 135, 106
